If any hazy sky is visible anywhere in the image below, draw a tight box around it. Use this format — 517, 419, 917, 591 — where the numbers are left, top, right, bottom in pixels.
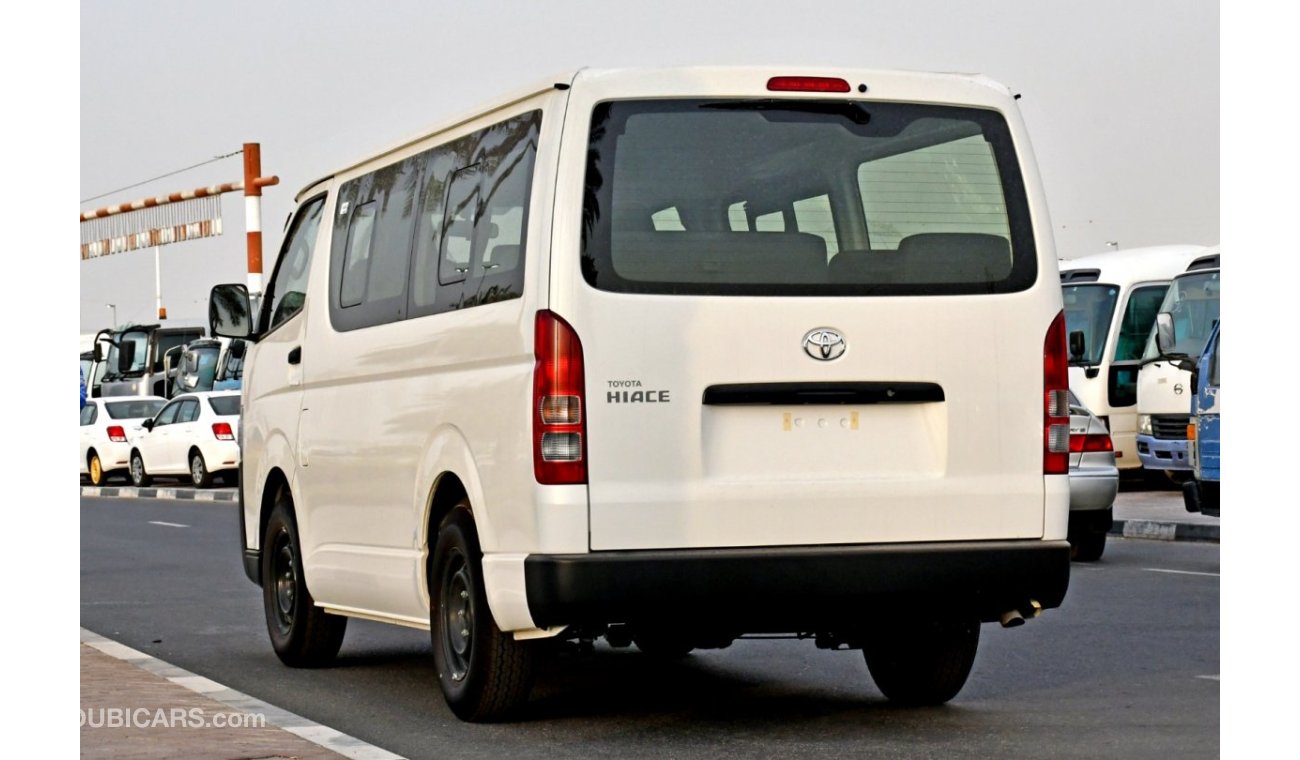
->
79, 0, 1219, 332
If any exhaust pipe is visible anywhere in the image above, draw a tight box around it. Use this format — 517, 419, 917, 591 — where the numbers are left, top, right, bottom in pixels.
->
1000, 600, 1044, 628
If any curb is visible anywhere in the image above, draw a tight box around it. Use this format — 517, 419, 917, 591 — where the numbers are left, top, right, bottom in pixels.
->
81, 485, 238, 502
1111, 519, 1219, 543
81, 628, 402, 760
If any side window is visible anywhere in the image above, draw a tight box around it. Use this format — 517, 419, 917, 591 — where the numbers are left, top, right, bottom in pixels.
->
178, 399, 200, 423
340, 201, 377, 307
329, 154, 425, 331
792, 195, 838, 258
1112, 285, 1169, 362
439, 166, 480, 286
1208, 332, 1220, 388
155, 401, 182, 427
263, 196, 326, 333
650, 207, 685, 231
80, 404, 97, 426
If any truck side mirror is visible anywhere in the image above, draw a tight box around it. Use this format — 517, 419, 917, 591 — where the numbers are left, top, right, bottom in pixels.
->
118, 341, 136, 373
1155, 312, 1176, 355
1068, 330, 1086, 361
228, 339, 247, 359
93, 343, 104, 363
210, 284, 254, 340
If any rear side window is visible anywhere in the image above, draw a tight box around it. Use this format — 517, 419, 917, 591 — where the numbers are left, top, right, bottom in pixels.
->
208, 396, 240, 416
582, 100, 1035, 296
81, 404, 97, 426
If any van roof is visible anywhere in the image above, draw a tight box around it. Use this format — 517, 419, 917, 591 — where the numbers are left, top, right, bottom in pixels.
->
297, 66, 1016, 201
1059, 244, 1214, 286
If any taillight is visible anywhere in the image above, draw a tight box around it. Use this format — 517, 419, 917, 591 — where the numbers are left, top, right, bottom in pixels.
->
1044, 310, 1069, 474
534, 311, 587, 485
106, 425, 127, 443
767, 76, 851, 93
1069, 433, 1114, 453
212, 422, 235, 441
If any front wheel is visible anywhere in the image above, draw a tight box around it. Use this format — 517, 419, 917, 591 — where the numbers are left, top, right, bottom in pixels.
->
189, 451, 212, 488
262, 495, 347, 667
863, 618, 980, 706
129, 451, 152, 487
430, 504, 536, 722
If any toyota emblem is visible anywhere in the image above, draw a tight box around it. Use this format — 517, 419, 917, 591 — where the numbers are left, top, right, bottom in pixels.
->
803, 328, 846, 361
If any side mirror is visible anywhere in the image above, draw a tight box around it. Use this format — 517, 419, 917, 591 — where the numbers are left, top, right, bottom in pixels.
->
210, 284, 254, 339
93, 343, 104, 363
1068, 330, 1086, 361
1155, 312, 1176, 355
228, 339, 247, 359
118, 341, 137, 372
142, 418, 155, 431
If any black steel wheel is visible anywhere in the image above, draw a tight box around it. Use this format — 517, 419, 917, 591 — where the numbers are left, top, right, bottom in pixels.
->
430, 503, 536, 722
262, 491, 346, 667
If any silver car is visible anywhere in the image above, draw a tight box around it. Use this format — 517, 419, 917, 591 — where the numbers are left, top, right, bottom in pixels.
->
1068, 389, 1119, 561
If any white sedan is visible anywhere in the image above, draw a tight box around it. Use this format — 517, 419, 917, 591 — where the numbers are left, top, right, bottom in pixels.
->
129, 391, 241, 488
80, 396, 167, 485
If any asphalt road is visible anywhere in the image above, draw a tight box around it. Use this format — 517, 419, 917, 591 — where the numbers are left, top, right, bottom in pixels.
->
81, 496, 1219, 759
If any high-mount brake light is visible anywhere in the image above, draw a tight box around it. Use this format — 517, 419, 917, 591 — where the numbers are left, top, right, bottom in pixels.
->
533, 311, 587, 485
212, 422, 235, 441
1044, 310, 1070, 474
766, 76, 851, 93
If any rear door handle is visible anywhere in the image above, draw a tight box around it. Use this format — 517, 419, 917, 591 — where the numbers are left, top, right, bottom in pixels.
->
287, 347, 302, 365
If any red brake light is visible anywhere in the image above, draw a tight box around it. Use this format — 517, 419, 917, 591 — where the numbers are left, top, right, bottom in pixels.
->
106, 425, 127, 443
534, 311, 587, 485
1069, 433, 1114, 454
767, 76, 851, 93
212, 422, 235, 441
1044, 310, 1069, 474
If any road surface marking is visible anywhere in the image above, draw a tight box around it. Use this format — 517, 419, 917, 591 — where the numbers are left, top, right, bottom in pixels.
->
1143, 567, 1219, 577
1197, 675, 1220, 681
148, 520, 189, 528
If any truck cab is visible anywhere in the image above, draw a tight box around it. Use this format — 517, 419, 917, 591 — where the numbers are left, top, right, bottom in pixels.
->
95, 324, 205, 398
1182, 322, 1220, 515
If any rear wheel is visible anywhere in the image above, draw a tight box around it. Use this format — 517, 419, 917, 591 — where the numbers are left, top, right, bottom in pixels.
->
88, 452, 105, 486
262, 494, 347, 667
189, 451, 212, 488
129, 451, 152, 487
1070, 529, 1107, 562
430, 504, 535, 722
863, 618, 980, 706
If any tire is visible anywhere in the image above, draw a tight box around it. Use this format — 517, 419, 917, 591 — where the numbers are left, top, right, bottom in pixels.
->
863, 618, 980, 706
189, 450, 212, 488
1070, 529, 1107, 562
88, 451, 106, 486
262, 493, 347, 667
632, 629, 695, 659
430, 504, 536, 722
129, 450, 152, 487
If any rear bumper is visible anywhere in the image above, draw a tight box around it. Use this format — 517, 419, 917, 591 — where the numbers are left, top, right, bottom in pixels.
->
1136, 435, 1191, 471
524, 539, 1070, 629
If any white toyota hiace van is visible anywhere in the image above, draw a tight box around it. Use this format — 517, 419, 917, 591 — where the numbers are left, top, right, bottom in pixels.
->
210, 66, 1071, 721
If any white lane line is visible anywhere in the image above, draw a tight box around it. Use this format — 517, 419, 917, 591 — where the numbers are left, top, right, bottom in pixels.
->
148, 521, 190, 528
1143, 567, 1220, 577
1197, 675, 1220, 681
80, 628, 404, 760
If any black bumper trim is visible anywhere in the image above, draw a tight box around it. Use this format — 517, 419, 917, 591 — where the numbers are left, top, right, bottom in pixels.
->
525, 539, 1070, 629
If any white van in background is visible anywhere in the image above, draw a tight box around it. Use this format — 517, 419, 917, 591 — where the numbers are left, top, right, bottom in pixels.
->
210, 66, 1071, 721
1059, 245, 1207, 470
1136, 247, 1221, 476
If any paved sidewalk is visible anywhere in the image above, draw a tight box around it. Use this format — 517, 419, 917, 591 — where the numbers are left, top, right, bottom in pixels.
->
80, 630, 401, 759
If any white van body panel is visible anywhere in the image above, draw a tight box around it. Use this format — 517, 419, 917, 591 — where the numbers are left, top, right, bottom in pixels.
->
1060, 245, 1208, 468
550, 67, 1064, 551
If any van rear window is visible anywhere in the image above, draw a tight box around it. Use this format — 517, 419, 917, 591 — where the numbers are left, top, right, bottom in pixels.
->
581, 100, 1036, 296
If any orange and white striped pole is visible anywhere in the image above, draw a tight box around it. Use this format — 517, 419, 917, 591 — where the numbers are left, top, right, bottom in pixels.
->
243, 143, 279, 296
